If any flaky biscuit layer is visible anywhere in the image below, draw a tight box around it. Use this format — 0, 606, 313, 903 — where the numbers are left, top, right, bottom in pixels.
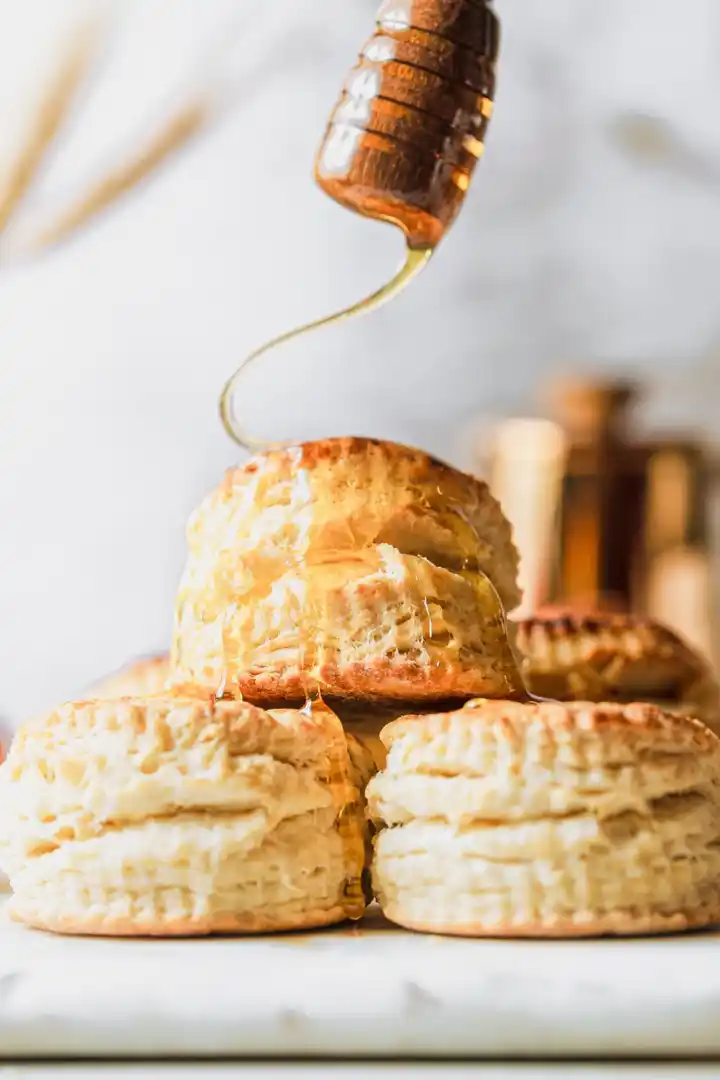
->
373, 818, 720, 937
172, 545, 522, 702
182, 438, 521, 610
7, 812, 351, 936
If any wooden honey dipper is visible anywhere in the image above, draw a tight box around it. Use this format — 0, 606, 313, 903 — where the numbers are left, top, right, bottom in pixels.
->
220, 0, 500, 449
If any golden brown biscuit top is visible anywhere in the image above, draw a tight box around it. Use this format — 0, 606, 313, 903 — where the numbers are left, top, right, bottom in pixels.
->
193, 436, 520, 614
227, 436, 455, 478
11, 694, 340, 772
371, 698, 720, 833
382, 697, 719, 754
514, 611, 718, 709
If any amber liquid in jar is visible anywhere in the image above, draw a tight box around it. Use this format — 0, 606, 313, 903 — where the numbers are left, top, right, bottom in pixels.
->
314, 0, 499, 249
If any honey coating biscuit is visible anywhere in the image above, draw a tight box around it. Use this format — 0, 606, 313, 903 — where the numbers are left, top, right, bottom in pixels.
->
173, 546, 521, 703
262, 698, 466, 775
88, 654, 170, 699
266, 702, 379, 792
516, 612, 720, 734
368, 699, 720, 937
170, 437, 523, 702
0, 695, 368, 936
269, 701, 380, 888
330, 697, 472, 772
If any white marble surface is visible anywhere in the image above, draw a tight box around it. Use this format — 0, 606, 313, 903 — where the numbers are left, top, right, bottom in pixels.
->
4, 1072, 720, 1079
0, 0, 719, 723
0, 900, 720, 1060
2, 1071, 720, 1079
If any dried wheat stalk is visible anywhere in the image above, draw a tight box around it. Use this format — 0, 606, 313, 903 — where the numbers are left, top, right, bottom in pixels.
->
0, 16, 220, 259
0, 24, 98, 237
32, 99, 210, 251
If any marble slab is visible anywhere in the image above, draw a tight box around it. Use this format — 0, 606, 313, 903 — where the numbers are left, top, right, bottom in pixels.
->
0, 899, 719, 1060
2, 1070, 720, 1079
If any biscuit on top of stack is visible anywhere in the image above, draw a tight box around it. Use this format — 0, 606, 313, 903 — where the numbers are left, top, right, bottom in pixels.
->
170, 437, 524, 705
0, 437, 526, 936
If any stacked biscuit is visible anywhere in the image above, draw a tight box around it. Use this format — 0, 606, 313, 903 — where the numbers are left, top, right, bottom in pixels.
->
368, 611, 720, 937
516, 611, 720, 736
368, 699, 720, 936
0, 697, 368, 935
168, 437, 524, 707
0, 437, 526, 935
2, 436, 720, 938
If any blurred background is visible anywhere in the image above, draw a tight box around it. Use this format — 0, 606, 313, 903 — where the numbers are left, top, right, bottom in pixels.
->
0, 0, 719, 723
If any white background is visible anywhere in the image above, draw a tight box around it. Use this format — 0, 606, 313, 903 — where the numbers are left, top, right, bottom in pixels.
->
0, 0, 718, 723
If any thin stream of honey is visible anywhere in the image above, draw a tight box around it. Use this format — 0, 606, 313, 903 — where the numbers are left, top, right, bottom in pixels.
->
474, 566, 557, 705
219, 243, 433, 452
446, 491, 548, 706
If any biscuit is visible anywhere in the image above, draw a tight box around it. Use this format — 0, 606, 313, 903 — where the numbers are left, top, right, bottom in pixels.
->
88, 655, 170, 699
516, 612, 720, 733
0, 695, 368, 935
170, 437, 523, 702
368, 699, 720, 937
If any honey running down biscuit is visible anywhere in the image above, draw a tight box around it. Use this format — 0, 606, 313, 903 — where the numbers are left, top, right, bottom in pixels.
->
516, 612, 720, 734
368, 699, 720, 937
0, 695, 369, 936
329, 697, 471, 772
170, 437, 524, 702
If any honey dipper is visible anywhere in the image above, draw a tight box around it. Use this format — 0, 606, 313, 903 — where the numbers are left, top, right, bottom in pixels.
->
220, 0, 500, 450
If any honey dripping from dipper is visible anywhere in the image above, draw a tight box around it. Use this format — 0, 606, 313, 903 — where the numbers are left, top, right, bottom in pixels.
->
219, 0, 500, 451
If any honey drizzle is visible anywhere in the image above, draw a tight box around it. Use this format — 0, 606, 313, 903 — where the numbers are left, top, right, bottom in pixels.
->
219, 244, 433, 452
444, 489, 548, 706
220, 1, 499, 452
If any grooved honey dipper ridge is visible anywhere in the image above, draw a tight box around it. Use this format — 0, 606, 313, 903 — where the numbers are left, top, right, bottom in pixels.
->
220, 1, 500, 451
315, 0, 499, 248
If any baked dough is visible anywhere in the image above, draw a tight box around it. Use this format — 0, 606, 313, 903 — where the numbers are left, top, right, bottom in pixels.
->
170, 437, 523, 702
516, 612, 720, 733
369, 699, 720, 937
88, 654, 170, 699
330, 697, 471, 772
0, 695, 368, 935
